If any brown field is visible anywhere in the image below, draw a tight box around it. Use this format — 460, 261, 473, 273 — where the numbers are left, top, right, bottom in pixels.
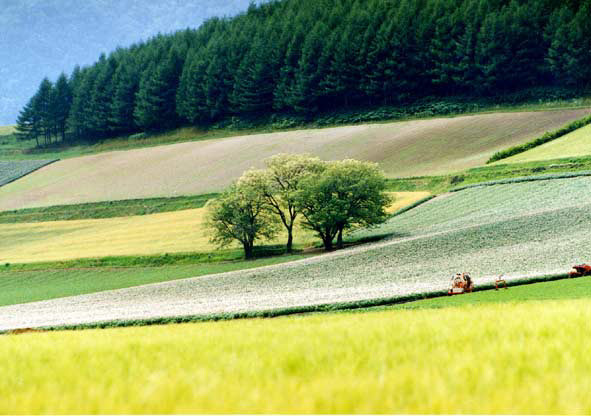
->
0, 109, 587, 211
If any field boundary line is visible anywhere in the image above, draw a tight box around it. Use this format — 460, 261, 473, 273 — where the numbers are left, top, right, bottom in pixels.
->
450, 170, 591, 192
2, 272, 572, 334
0, 159, 60, 188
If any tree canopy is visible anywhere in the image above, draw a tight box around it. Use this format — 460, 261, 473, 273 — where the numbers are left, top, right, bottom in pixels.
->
18, 0, 591, 144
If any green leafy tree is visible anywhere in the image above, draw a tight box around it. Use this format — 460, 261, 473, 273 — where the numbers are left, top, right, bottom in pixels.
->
238, 154, 324, 253
296, 160, 391, 251
206, 182, 279, 259
15, 96, 41, 146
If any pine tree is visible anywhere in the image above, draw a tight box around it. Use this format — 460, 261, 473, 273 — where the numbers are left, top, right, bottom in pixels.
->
110, 57, 139, 133
53, 73, 73, 142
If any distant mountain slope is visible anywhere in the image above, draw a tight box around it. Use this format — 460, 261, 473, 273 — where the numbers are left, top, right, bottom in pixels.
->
0, 0, 260, 124
0, 108, 587, 211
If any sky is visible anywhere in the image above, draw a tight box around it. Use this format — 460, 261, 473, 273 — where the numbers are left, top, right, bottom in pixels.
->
0, 0, 262, 125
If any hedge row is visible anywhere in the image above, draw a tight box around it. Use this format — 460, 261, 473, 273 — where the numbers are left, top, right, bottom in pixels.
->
487, 113, 591, 163
449, 170, 591, 192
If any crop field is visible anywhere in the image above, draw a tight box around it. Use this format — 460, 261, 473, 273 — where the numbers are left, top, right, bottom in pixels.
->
502, 123, 591, 163
2, 175, 590, 330
0, 109, 586, 211
1, 299, 591, 414
0, 192, 414, 263
0, 159, 57, 187
0, 255, 310, 307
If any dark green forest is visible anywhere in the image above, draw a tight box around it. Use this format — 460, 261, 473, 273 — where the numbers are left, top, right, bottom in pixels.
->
16, 0, 591, 145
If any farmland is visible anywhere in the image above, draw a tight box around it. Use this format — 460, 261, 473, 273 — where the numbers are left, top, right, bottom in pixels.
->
0, 159, 58, 187
0, 191, 420, 263
501, 123, 591, 163
0, 109, 587, 211
1, 299, 591, 414
2, 175, 591, 330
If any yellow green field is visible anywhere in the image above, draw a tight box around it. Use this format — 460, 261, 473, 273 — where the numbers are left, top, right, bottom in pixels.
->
0, 192, 426, 263
2, 299, 590, 414
502, 123, 591, 163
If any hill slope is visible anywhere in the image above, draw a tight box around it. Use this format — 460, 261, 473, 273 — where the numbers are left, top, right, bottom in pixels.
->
0, 109, 587, 211
501, 123, 591, 163
2, 174, 590, 330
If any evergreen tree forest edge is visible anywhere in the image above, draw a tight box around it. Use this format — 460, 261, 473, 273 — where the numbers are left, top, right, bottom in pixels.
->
16, 0, 591, 146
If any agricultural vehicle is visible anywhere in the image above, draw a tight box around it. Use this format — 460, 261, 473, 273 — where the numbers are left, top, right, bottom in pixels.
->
569, 264, 591, 277
448, 272, 474, 295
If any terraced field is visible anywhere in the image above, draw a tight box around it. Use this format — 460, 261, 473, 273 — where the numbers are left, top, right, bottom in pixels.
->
2, 175, 590, 330
0, 159, 57, 187
0, 109, 587, 211
502, 123, 591, 163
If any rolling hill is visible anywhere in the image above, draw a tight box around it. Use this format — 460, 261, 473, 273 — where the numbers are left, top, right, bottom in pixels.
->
2, 173, 590, 330
0, 192, 423, 264
501, 123, 591, 163
0, 108, 587, 211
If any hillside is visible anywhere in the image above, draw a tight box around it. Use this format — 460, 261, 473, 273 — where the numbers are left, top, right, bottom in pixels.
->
2, 173, 590, 330
0, 108, 587, 211
500, 123, 591, 163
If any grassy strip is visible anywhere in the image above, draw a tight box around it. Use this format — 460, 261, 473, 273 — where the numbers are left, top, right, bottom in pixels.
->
0, 159, 58, 187
1, 245, 298, 270
449, 170, 591, 192
488, 113, 591, 163
0, 193, 217, 223
10, 272, 570, 334
388, 156, 591, 193
0, 253, 312, 308
389, 195, 437, 217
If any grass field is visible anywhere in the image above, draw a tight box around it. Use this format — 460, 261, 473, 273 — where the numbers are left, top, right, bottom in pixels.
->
502, 123, 591, 163
2, 175, 590, 330
0, 254, 310, 307
0, 193, 216, 223
0, 109, 586, 211
1, 299, 590, 414
0, 192, 418, 263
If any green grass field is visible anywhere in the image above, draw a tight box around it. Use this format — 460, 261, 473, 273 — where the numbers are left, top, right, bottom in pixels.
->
502, 123, 591, 163
0, 254, 310, 307
2, 296, 591, 414
0, 193, 216, 223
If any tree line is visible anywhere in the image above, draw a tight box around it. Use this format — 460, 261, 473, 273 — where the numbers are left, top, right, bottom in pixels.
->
206, 155, 390, 258
17, 0, 591, 144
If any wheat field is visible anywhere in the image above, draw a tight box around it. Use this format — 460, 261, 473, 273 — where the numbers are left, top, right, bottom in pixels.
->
1, 299, 590, 414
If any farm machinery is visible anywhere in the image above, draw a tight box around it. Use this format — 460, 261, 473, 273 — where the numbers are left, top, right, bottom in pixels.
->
569, 264, 591, 277
448, 273, 474, 295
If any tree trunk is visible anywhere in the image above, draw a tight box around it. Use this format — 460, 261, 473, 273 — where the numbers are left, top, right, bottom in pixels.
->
243, 241, 254, 259
323, 235, 334, 251
336, 227, 344, 249
286, 227, 293, 254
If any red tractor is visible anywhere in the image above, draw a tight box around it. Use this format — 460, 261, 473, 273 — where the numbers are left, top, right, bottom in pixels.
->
569, 264, 591, 278
448, 272, 474, 295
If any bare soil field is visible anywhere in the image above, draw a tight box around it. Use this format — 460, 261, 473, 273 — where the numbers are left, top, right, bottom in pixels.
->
0, 109, 587, 211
